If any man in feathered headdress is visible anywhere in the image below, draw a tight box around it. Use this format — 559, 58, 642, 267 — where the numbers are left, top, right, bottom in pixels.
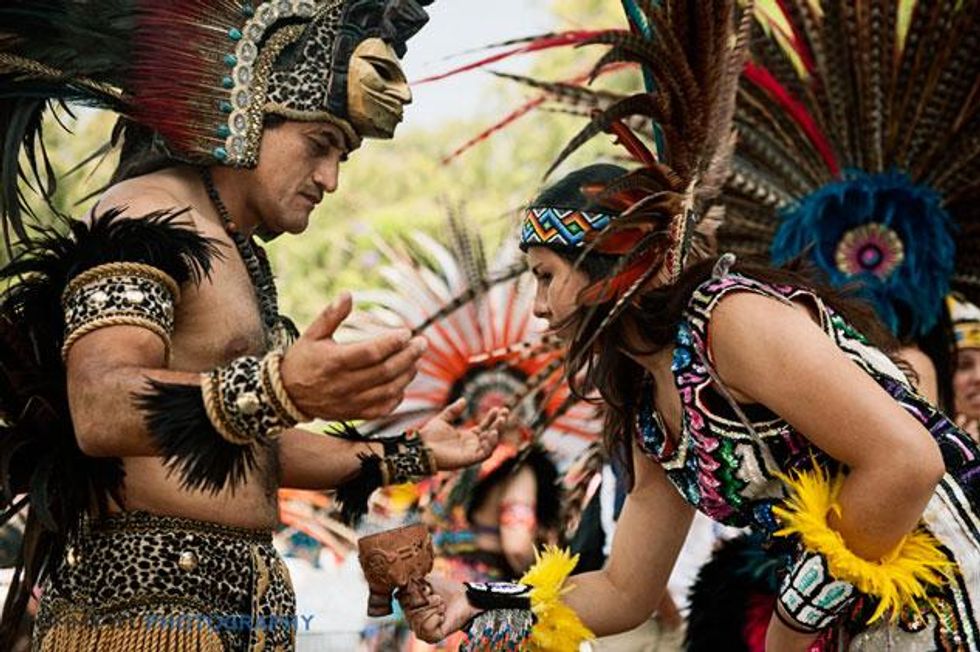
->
0, 2, 508, 649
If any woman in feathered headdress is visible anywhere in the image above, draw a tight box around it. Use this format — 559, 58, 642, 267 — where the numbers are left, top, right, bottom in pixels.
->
392, 1, 980, 651
950, 295, 980, 443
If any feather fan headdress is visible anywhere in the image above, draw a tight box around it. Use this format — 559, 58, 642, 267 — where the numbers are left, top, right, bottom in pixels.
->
424, 0, 752, 338
346, 216, 599, 467
718, 0, 980, 341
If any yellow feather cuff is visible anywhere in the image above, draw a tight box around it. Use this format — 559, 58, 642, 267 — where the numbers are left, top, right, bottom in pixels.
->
773, 465, 956, 624
519, 546, 595, 652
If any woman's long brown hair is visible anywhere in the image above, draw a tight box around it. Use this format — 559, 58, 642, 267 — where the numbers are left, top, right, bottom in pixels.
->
559, 253, 901, 490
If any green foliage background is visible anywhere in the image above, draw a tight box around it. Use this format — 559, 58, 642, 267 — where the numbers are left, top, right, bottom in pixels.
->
27, 0, 631, 327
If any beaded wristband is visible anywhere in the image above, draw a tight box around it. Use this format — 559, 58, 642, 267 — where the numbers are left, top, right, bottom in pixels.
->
460, 548, 593, 651
777, 550, 856, 633
461, 583, 534, 652
465, 582, 532, 611
61, 262, 180, 360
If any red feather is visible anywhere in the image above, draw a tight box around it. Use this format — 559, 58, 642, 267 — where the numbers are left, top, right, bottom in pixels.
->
743, 62, 839, 176
441, 97, 546, 164
580, 248, 659, 304
413, 30, 618, 85
128, 1, 236, 154
606, 117, 658, 165
441, 62, 636, 164
587, 227, 649, 255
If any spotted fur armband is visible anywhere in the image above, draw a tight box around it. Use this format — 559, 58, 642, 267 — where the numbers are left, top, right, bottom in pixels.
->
140, 349, 309, 494
61, 262, 180, 360
381, 432, 437, 485
201, 351, 309, 445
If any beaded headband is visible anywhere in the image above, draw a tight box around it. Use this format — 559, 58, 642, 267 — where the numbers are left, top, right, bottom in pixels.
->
519, 206, 617, 251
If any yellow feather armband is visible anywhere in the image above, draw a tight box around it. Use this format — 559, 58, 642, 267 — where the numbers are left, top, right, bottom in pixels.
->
773, 465, 956, 624
520, 546, 594, 651
461, 547, 593, 651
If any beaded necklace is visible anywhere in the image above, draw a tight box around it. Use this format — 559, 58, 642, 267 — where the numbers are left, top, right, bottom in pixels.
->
199, 167, 281, 348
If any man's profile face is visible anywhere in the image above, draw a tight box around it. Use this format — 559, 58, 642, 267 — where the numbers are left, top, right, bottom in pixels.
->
247, 120, 349, 236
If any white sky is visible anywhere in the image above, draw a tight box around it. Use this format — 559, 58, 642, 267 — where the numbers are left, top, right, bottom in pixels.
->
399, 0, 556, 130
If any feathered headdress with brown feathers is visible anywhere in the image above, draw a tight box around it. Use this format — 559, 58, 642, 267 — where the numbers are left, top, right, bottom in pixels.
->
502, 0, 753, 336
0, 0, 432, 242
722, 0, 980, 342
421, 1, 750, 323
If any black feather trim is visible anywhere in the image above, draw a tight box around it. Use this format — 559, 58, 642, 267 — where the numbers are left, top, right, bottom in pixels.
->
324, 421, 375, 441
0, 208, 220, 648
135, 380, 259, 495
334, 452, 385, 526
684, 533, 789, 652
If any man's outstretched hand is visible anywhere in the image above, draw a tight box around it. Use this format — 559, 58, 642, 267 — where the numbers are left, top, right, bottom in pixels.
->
281, 292, 427, 421
419, 399, 507, 471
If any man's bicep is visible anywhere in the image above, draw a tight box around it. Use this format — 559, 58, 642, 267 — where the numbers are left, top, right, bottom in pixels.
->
66, 326, 175, 456
67, 325, 169, 378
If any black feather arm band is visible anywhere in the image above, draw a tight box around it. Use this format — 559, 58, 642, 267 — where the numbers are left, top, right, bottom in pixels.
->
137, 351, 309, 493
137, 380, 260, 494
332, 426, 437, 525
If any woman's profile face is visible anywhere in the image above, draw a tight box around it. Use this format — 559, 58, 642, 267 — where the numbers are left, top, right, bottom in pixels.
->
526, 247, 590, 339
954, 348, 980, 420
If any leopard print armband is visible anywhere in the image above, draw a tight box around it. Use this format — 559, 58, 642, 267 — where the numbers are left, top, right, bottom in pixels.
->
201, 351, 309, 445
61, 262, 180, 360
381, 432, 437, 485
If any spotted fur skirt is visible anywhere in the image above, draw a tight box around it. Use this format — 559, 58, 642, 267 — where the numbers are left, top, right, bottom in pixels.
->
33, 511, 296, 651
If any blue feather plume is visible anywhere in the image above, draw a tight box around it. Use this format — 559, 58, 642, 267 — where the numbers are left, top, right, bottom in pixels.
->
772, 170, 956, 339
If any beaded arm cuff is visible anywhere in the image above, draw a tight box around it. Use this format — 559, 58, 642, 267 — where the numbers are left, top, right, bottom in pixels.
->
777, 551, 856, 633
460, 548, 593, 652
61, 262, 180, 360
461, 583, 534, 650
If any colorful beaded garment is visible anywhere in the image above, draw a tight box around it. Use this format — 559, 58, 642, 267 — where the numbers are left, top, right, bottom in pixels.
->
637, 271, 980, 648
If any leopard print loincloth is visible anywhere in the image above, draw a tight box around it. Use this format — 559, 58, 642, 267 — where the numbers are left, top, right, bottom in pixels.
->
34, 511, 296, 651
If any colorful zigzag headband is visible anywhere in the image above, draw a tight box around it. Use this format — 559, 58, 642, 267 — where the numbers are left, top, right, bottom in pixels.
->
519, 207, 617, 250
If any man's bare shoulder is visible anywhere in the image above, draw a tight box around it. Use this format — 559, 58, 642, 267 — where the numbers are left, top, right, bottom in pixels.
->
93, 166, 213, 233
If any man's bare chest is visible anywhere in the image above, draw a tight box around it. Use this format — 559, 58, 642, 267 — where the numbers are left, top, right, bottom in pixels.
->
169, 256, 268, 370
